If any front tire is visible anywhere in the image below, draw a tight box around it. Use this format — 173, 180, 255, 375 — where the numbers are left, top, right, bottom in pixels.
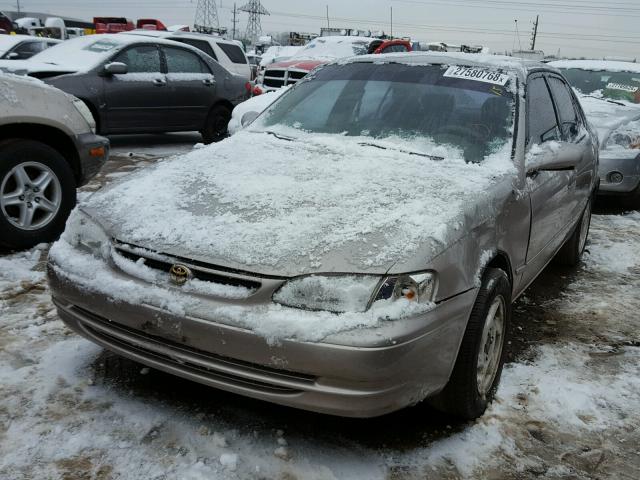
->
0, 140, 76, 250
555, 198, 592, 266
429, 268, 511, 420
201, 105, 232, 144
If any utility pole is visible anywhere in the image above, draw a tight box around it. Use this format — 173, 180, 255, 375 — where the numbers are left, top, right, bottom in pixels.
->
232, 2, 238, 40
326, 5, 330, 29
530, 15, 539, 50
194, 0, 220, 34
239, 0, 269, 45
390, 6, 393, 38
15, 0, 21, 14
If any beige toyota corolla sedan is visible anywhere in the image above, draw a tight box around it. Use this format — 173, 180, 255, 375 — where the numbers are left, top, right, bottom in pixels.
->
48, 53, 598, 420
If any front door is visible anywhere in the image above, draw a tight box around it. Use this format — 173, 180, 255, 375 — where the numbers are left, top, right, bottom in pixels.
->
103, 44, 168, 133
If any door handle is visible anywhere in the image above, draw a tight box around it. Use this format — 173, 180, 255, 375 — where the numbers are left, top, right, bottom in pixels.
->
153, 78, 166, 86
202, 78, 216, 87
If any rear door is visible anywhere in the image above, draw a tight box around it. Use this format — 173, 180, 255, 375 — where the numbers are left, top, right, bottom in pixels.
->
103, 44, 168, 132
523, 74, 575, 276
161, 45, 215, 130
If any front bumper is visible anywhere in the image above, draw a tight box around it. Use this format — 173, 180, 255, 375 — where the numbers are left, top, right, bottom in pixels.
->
597, 152, 640, 195
47, 257, 476, 417
73, 132, 109, 186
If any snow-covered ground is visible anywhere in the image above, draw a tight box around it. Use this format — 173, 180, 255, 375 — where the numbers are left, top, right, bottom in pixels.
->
1, 153, 639, 479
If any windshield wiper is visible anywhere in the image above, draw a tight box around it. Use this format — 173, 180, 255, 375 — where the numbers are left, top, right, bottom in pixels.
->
263, 130, 296, 141
358, 142, 444, 161
583, 95, 626, 107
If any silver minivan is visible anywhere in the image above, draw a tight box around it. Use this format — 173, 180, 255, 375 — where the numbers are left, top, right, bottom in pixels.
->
48, 54, 598, 420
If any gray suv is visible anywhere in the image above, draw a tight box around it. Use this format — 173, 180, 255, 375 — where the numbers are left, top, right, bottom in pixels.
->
48, 54, 598, 420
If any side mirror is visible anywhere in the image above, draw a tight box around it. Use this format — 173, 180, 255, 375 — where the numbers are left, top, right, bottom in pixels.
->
241, 111, 260, 127
526, 142, 579, 176
103, 62, 128, 75
7, 52, 20, 59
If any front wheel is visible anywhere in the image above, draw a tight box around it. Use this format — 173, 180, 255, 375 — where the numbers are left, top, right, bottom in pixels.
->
201, 105, 232, 144
0, 140, 76, 250
429, 268, 511, 420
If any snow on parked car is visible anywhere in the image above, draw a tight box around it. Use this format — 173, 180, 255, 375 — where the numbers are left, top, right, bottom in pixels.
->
47, 53, 597, 421
550, 60, 640, 205
228, 87, 289, 135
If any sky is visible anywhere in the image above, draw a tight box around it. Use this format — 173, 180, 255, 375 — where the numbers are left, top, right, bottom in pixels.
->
3, 0, 640, 59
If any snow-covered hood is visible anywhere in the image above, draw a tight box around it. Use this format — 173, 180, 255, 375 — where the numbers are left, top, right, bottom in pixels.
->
578, 95, 640, 145
83, 131, 514, 277
0, 59, 78, 76
265, 59, 327, 72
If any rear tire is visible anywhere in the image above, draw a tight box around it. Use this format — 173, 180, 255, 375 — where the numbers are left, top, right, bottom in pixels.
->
201, 105, 232, 144
429, 268, 511, 420
555, 198, 592, 266
0, 139, 76, 250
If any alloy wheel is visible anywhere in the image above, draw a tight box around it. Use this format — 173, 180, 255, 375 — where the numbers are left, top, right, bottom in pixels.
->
476, 295, 506, 398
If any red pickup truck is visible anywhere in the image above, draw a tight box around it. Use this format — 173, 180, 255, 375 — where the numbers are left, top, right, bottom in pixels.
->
258, 36, 412, 93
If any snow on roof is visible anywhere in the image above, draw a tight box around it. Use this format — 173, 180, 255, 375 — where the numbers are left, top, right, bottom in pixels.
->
259, 45, 303, 66
0, 34, 33, 53
549, 59, 640, 74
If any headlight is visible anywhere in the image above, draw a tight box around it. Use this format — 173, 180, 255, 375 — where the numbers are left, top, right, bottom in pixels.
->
71, 98, 96, 134
272, 271, 437, 313
607, 121, 640, 150
62, 209, 109, 257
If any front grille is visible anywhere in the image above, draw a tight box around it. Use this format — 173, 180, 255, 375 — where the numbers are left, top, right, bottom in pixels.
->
264, 77, 285, 88
287, 70, 307, 81
113, 241, 262, 292
265, 69, 285, 78
70, 304, 316, 393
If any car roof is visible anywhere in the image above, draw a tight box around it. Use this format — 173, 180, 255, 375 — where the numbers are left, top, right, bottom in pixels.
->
548, 59, 640, 74
124, 29, 239, 46
0, 34, 48, 47
344, 51, 555, 80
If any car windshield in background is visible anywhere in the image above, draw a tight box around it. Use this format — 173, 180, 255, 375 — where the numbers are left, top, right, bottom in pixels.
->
560, 68, 640, 103
26, 36, 122, 70
252, 62, 515, 163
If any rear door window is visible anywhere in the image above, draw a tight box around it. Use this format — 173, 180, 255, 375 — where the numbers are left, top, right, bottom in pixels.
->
163, 46, 209, 74
546, 76, 581, 141
113, 45, 161, 73
14, 41, 45, 58
171, 38, 217, 61
217, 43, 247, 64
527, 76, 560, 145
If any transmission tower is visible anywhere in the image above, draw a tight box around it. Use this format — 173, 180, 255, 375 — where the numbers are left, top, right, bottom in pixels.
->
239, 0, 269, 44
194, 0, 220, 34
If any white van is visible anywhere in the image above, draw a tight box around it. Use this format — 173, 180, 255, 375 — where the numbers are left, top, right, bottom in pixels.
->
125, 30, 251, 80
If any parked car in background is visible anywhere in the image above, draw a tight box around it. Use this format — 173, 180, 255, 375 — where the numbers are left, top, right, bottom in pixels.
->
0, 73, 108, 249
0, 34, 248, 143
0, 11, 16, 34
551, 60, 640, 204
48, 54, 597, 421
136, 19, 167, 31
127, 30, 251, 80
259, 36, 412, 92
93, 17, 135, 34
0, 35, 61, 60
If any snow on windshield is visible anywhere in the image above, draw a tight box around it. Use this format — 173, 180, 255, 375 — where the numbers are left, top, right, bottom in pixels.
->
292, 36, 370, 60
26, 34, 128, 71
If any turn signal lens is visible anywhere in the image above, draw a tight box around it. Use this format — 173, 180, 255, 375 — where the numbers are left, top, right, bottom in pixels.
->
89, 146, 105, 157
375, 272, 437, 304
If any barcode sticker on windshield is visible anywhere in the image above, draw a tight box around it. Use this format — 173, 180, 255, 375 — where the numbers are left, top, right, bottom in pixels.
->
443, 66, 509, 86
606, 82, 639, 93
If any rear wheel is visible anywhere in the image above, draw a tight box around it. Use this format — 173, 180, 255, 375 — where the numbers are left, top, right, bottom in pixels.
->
201, 105, 232, 144
555, 198, 591, 266
429, 268, 511, 420
0, 140, 76, 250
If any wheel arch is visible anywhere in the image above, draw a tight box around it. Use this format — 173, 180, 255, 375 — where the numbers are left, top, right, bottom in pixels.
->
484, 250, 514, 288
0, 123, 81, 184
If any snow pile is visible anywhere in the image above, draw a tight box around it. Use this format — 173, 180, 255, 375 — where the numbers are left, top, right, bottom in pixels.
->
292, 36, 372, 61
259, 45, 303, 67
228, 87, 289, 135
75, 130, 515, 273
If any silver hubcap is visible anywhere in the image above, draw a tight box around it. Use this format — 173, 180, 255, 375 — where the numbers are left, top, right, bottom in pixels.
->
477, 295, 506, 398
1, 162, 62, 231
578, 201, 591, 254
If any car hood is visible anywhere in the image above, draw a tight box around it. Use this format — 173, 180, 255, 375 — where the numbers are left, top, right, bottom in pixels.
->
265, 59, 327, 72
83, 131, 515, 277
0, 59, 78, 76
579, 95, 640, 145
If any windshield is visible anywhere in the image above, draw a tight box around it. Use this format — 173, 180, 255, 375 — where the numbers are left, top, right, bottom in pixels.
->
251, 62, 515, 163
28, 35, 124, 70
560, 68, 640, 103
